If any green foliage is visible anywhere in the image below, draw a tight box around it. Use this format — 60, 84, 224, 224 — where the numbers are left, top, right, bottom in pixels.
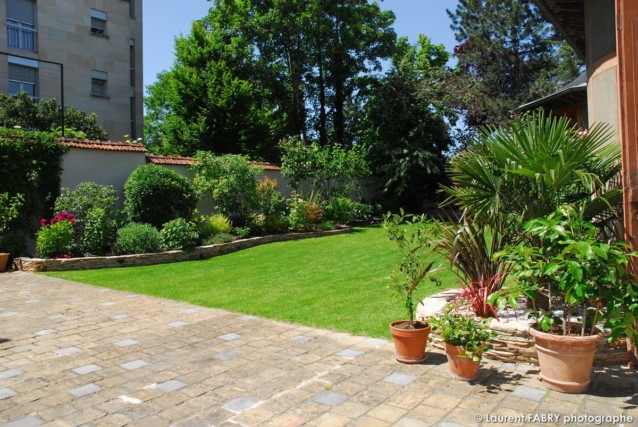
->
0, 193, 24, 234
160, 218, 199, 251
197, 213, 232, 239
429, 306, 495, 361
286, 194, 324, 232
0, 93, 108, 140
319, 221, 335, 231
0, 128, 68, 244
192, 152, 260, 225
359, 35, 452, 212
279, 137, 370, 198
36, 217, 74, 258
83, 208, 117, 255
124, 164, 198, 229
323, 197, 357, 225
256, 177, 286, 217
497, 205, 638, 340
248, 213, 266, 235
55, 182, 120, 254
444, 112, 621, 238
114, 223, 162, 255
204, 232, 234, 245
383, 210, 444, 326
446, 0, 582, 131
233, 226, 251, 239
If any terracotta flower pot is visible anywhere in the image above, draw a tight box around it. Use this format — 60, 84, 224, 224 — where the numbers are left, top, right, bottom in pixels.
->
444, 343, 481, 381
530, 326, 602, 393
0, 253, 9, 273
389, 320, 431, 364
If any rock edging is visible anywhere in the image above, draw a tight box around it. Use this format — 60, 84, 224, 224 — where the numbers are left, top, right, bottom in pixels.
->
15, 228, 352, 272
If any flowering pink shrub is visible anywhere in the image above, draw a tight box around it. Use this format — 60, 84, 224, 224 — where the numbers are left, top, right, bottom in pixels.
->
35, 212, 76, 258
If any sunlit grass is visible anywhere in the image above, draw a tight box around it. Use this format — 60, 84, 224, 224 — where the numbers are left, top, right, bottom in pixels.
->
44, 226, 457, 338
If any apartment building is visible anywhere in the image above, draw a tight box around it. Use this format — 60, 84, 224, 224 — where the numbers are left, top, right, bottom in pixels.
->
0, 0, 143, 140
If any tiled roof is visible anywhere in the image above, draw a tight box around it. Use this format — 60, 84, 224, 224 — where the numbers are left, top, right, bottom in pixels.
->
59, 137, 147, 152
147, 154, 281, 171
146, 154, 195, 165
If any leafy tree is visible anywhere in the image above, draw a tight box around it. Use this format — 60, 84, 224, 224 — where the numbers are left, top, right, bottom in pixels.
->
446, 0, 582, 132
359, 36, 452, 212
278, 136, 370, 198
145, 0, 397, 157
0, 92, 107, 140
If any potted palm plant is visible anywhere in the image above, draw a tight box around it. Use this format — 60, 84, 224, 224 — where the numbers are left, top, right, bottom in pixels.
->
383, 210, 443, 363
429, 305, 495, 380
497, 205, 638, 393
0, 193, 24, 272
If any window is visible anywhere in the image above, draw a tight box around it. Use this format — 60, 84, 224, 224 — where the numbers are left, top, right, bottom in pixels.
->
6, 0, 36, 52
90, 9, 107, 36
129, 39, 135, 87
8, 56, 38, 98
130, 96, 137, 139
91, 70, 108, 97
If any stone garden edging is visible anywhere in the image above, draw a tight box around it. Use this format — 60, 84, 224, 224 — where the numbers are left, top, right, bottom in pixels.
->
417, 289, 628, 366
14, 227, 352, 272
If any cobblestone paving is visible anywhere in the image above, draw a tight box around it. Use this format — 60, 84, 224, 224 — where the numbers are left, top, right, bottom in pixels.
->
0, 271, 637, 427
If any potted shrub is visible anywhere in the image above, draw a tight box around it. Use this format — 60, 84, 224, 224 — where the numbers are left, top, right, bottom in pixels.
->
383, 211, 443, 363
430, 305, 495, 381
0, 193, 24, 272
497, 205, 638, 393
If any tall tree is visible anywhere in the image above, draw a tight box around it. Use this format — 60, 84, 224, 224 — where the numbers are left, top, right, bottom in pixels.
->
359, 36, 453, 212
446, 0, 582, 131
145, 0, 397, 158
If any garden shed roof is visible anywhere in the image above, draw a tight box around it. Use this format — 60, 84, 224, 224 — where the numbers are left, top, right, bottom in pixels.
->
58, 138, 147, 152
146, 154, 281, 171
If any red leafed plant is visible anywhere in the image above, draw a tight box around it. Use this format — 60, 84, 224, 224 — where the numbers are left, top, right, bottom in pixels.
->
458, 275, 502, 319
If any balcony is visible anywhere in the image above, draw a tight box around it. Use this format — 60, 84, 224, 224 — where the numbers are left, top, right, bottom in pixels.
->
7, 19, 37, 52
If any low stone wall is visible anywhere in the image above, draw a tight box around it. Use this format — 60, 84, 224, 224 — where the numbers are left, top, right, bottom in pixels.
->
418, 289, 628, 366
15, 228, 351, 272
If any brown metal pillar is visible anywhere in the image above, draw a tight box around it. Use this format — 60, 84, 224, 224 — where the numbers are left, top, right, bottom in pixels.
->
617, 0, 638, 368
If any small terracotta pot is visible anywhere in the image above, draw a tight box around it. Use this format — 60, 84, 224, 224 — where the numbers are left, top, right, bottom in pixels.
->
0, 253, 9, 273
530, 326, 602, 393
444, 343, 481, 381
389, 320, 431, 364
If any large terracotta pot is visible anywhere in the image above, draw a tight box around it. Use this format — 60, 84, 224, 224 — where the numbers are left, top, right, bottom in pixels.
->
0, 253, 9, 273
389, 320, 431, 364
529, 326, 602, 393
444, 343, 481, 381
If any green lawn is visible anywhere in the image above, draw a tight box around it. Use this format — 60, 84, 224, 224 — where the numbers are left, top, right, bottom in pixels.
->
43, 226, 457, 338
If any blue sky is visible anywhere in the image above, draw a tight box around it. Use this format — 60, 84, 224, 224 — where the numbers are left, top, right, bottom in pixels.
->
142, 1, 460, 92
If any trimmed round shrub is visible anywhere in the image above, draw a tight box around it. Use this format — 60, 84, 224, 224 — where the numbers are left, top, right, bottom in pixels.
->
197, 213, 232, 239
160, 218, 198, 250
124, 164, 198, 228
114, 223, 162, 255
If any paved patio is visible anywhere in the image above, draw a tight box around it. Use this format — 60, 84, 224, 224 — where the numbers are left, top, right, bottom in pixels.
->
0, 271, 636, 427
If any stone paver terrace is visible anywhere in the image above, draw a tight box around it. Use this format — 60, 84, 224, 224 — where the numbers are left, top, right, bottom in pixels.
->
0, 271, 637, 426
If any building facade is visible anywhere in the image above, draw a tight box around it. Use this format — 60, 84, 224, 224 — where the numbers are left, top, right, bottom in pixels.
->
0, 0, 143, 140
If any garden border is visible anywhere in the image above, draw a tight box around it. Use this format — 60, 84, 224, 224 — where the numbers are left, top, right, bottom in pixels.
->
14, 228, 352, 272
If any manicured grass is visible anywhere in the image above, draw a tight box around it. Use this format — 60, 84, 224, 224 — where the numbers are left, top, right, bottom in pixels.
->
43, 226, 457, 338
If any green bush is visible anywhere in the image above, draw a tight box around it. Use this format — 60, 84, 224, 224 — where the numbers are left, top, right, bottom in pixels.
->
249, 213, 266, 234
197, 213, 232, 239
55, 182, 119, 253
192, 153, 260, 225
124, 164, 198, 228
233, 226, 251, 239
160, 218, 198, 251
83, 208, 117, 255
264, 214, 285, 233
256, 177, 286, 216
323, 197, 355, 224
204, 233, 234, 245
114, 223, 162, 255
36, 213, 75, 258
287, 195, 324, 231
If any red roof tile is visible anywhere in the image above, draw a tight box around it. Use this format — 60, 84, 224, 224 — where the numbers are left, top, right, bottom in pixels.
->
59, 137, 147, 152
146, 154, 281, 171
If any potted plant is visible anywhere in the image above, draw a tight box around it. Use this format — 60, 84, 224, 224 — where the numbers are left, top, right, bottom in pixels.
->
0, 193, 24, 272
429, 305, 495, 380
383, 210, 443, 363
496, 205, 638, 393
